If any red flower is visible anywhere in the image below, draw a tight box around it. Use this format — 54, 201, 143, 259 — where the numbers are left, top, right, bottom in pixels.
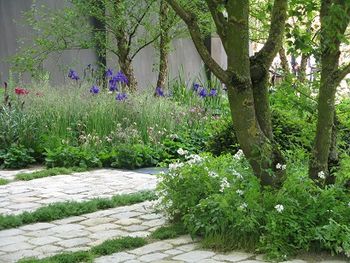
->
15, 87, 29, 95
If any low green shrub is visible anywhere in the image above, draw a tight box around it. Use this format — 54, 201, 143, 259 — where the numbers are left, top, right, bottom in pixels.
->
15, 167, 87, 181
0, 144, 35, 169
157, 154, 350, 260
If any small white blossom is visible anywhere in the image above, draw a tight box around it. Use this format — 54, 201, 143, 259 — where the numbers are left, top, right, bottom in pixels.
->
169, 162, 184, 170
276, 163, 287, 170
239, 202, 248, 210
177, 148, 188, 156
318, 171, 326, 180
281, 164, 287, 170
209, 171, 219, 178
275, 204, 284, 213
220, 177, 230, 192
186, 154, 203, 165
169, 134, 179, 140
348, 202, 350, 208
234, 149, 244, 160
236, 189, 244, 196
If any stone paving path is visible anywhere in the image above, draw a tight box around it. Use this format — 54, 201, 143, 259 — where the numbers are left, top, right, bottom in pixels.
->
0, 201, 165, 262
0, 166, 43, 181
94, 235, 347, 263
0, 169, 158, 215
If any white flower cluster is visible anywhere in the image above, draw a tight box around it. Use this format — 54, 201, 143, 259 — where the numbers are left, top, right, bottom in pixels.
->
236, 189, 244, 196
234, 149, 244, 160
219, 177, 230, 192
239, 202, 248, 210
275, 204, 284, 213
318, 171, 326, 180
208, 171, 219, 178
169, 162, 184, 170
276, 163, 287, 170
177, 148, 188, 156
186, 154, 203, 165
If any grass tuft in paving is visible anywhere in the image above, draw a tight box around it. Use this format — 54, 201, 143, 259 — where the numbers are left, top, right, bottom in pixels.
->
19, 236, 146, 263
150, 223, 187, 240
0, 178, 9, 185
15, 167, 87, 181
0, 191, 157, 230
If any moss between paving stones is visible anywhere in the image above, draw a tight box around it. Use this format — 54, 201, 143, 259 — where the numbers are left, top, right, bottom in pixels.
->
15, 167, 88, 181
18, 224, 186, 263
0, 191, 157, 230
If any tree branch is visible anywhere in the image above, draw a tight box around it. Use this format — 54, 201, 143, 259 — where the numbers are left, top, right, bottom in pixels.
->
205, 0, 228, 49
335, 63, 350, 84
166, 0, 229, 83
252, 0, 288, 66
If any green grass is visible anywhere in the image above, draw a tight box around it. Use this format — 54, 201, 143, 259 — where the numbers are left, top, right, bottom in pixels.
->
0, 191, 157, 230
19, 236, 147, 263
15, 167, 87, 181
19, 223, 188, 263
0, 178, 9, 185
150, 223, 187, 240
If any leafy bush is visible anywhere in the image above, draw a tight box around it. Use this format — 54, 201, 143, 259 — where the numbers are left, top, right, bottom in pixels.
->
157, 154, 350, 260
0, 144, 35, 168
45, 146, 102, 168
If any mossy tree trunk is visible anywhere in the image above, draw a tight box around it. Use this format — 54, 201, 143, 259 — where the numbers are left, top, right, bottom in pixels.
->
298, 54, 309, 83
167, 0, 288, 187
157, 0, 171, 90
309, 0, 350, 182
279, 46, 290, 74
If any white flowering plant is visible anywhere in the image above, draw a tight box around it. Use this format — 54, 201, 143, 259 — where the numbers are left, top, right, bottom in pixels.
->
157, 154, 350, 261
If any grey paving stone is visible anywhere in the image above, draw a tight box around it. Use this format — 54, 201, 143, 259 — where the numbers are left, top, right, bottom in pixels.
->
80, 217, 114, 226
111, 211, 143, 219
90, 230, 129, 240
0, 235, 29, 246
164, 249, 184, 255
142, 218, 166, 227
21, 222, 56, 231
116, 218, 142, 226
95, 252, 136, 263
166, 236, 196, 246
0, 228, 24, 237
172, 251, 216, 262
213, 251, 253, 262
55, 229, 91, 239
0, 249, 41, 263
54, 216, 86, 224
130, 241, 173, 255
56, 237, 91, 248
176, 243, 198, 252
139, 213, 162, 220
33, 244, 61, 254
122, 225, 149, 232
128, 231, 151, 238
51, 223, 84, 233
28, 236, 62, 246
138, 252, 168, 262
87, 223, 120, 232
0, 242, 34, 252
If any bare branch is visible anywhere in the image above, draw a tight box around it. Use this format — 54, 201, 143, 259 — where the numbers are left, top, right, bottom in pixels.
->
166, 0, 229, 83
253, 0, 288, 66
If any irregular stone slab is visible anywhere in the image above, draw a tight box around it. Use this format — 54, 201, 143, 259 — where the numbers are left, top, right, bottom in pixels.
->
172, 251, 216, 262
95, 252, 136, 263
28, 236, 62, 246
21, 223, 56, 231
56, 237, 92, 248
138, 252, 168, 262
213, 251, 253, 262
130, 241, 173, 255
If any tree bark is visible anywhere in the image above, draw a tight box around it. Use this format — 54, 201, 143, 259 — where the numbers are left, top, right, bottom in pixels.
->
309, 0, 349, 182
298, 54, 308, 83
279, 47, 290, 74
156, 0, 170, 89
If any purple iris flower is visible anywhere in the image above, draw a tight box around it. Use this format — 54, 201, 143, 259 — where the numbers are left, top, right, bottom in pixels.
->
105, 68, 113, 78
109, 78, 118, 92
199, 88, 207, 98
155, 87, 164, 97
90, 85, 100, 94
68, 69, 79, 80
116, 92, 127, 101
193, 83, 200, 92
209, 89, 217, 96
114, 71, 129, 85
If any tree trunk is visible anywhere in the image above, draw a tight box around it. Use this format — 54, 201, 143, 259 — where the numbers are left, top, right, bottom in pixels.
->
299, 54, 308, 83
156, 0, 170, 89
326, 112, 339, 184
279, 47, 290, 74
116, 31, 138, 91
309, 0, 349, 182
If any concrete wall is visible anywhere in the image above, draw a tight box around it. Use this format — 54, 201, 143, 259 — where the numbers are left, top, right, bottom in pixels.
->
0, 0, 208, 88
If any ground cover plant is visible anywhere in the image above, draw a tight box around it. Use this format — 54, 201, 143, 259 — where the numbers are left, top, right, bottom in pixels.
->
157, 153, 350, 261
15, 167, 87, 181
